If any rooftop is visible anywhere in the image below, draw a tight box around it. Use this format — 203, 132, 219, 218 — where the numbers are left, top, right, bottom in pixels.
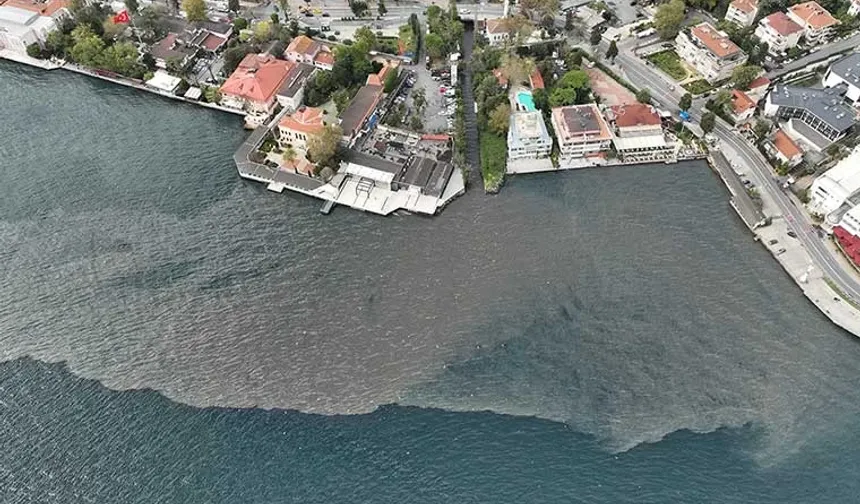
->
277, 62, 314, 99
789, 1, 839, 29
610, 103, 662, 128
314, 51, 334, 66
509, 111, 551, 147
529, 69, 545, 90
729, 0, 758, 14
342, 148, 404, 174
396, 155, 454, 197
748, 75, 771, 90
812, 146, 860, 203
0, 0, 67, 16
761, 12, 803, 36
552, 104, 612, 142
286, 35, 321, 57
220, 53, 294, 104
485, 17, 511, 35
150, 33, 195, 62
769, 84, 856, 132
689, 22, 743, 59
0, 5, 38, 24
279, 106, 325, 135
773, 128, 802, 159
828, 52, 860, 89
200, 32, 227, 51
339, 84, 384, 137
731, 89, 756, 113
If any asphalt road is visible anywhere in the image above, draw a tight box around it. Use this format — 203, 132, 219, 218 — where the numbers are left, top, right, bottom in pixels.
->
766, 32, 860, 79
611, 38, 860, 302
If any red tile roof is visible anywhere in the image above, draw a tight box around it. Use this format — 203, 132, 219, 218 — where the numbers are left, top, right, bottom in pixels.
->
690, 23, 742, 59
314, 51, 334, 66
493, 68, 508, 86
529, 69, 545, 90
201, 32, 227, 51
279, 106, 325, 135
1, 0, 68, 16
731, 89, 756, 114
832, 226, 860, 266
789, 1, 839, 29
748, 76, 771, 90
421, 133, 450, 141
762, 12, 803, 36
220, 53, 294, 104
611, 103, 661, 127
773, 129, 802, 159
730, 0, 758, 14
286, 35, 320, 57
485, 18, 511, 35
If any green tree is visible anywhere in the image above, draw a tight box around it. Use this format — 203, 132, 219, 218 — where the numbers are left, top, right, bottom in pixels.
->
679, 92, 693, 111
70, 25, 105, 66
499, 53, 535, 86
103, 17, 128, 40
731, 64, 762, 90
26, 43, 42, 58
589, 26, 602, 46
533, 87, 548, 111
753, 118, 770, 141
125, 0, 139, 13
488, 103, 511, 135
332, 88, 352, 112
253, 20, 272, 41
654, 0, 685, 40
383, 68, 399, 92
228, 0, 239, 12
270, 12, 280, 24
412, 87, 426, 112
606, 40, 618, 61
354, 26, 377, 52
700, 112, 716, 134
283, 145, 297, 164
549, 69, 591, 106
182, 0, 207, 22
233, 17, 248, 30
636, 88, 651, 103
307, 124, 343, 168
99, 41, 143, 76
425, 32, 445, 59
519, 0, 560, 23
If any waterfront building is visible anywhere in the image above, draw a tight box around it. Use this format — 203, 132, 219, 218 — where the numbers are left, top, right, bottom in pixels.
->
338, 84, 384, 146
730, 89, 757, 123
726, 0, 759, 27
754, 12, 804, 54
278, 106, 325, 152
149, 33, 197, 71
823, 52, 860, 105
219, 53, 294, 127
809, 146, 860, 217
507, 111, 552, 161
605, 103, 675, 163
763, 84, 856, 152
767, 129, 803, 167
675, 22, 748, 83
284, 34, 334, 70
276, 62, 314, 112
551, 104, 613, 162
787, 1, 838, 46
0, 0, 70, 56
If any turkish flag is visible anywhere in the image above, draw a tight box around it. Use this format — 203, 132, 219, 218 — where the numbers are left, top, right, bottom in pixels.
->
113, 10, 130, 24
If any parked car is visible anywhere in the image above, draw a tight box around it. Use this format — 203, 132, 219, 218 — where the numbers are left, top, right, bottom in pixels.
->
787, 230, 798, 238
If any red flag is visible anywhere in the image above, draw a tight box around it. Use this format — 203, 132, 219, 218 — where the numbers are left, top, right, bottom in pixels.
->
113, 10, 130, 24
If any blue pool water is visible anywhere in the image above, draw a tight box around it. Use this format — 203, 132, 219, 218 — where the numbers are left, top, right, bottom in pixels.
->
516, 91, 536, 112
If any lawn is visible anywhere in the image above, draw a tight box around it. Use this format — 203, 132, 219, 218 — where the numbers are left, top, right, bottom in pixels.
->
480, 132, 506, 193
683, 79, 714, 96
645, 50, 688, 81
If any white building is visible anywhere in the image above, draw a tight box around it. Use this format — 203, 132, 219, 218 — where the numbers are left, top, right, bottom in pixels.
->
507, 111, 552, 161
726, 0, 759, 27
551, 104, 613, 161
484, 18, 511, 46
850, 0, 860, 17
764, 84, 856, 152
606, 103, 675, 162
787, 1, 839, 46
823, 52, 860, 105
809, 146, 860, 216
675, 22, 748, 83
755, 12, 804, 54
0, 0, 69, 56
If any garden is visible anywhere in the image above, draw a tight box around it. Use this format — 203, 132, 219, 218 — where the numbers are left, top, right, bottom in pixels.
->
682, 79, 713, 96
645, 50, 688, 81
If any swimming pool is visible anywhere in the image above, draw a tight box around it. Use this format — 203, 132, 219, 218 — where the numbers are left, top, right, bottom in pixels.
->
516, 91, 536, 112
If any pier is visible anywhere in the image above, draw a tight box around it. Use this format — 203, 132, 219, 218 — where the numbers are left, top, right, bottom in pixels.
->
708, 151, 767, 231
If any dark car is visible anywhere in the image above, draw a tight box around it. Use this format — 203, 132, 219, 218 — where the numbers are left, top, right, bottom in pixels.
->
322, 12, 330, 17
787, 230, 798, 238
305, 12, 314, 16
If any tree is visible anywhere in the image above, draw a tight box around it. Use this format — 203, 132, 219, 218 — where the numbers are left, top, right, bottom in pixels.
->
549, 69, 591, 106
679, 92, 693, 111
753, 118, 770, 141
378, 0, 387, 16
589, 26, 602, 46
125, 0, 139, 13
233, 17, 248, 30
654, 0, 685, 40
519, 0, 560, 23
700, 112, 716, 134
425, 33, 445, 59
488, 103, 511, 135
533, 87, 548, 111
731, 64, 762, 90
102, 17, 127, 40
253, 20, 272, 41
182, 0, 207, 22
69, 25, 106, 66
606, 40, 618, 61
271, 12, 280, 24
26, 43, 42, 58
283, 145, 297, 164
384, 68, 399, 92
636, 88, 651, 104
350, 0, 369, 17
412, 87, 426, 112
308, 124, 343, 169
499, 53, 535, 86
354, 26, 377, 52
332, 88, 352, 112
228, 0, 239, 12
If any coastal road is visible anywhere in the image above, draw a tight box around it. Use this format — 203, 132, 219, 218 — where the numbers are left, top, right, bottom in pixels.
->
612, 40, 860, 303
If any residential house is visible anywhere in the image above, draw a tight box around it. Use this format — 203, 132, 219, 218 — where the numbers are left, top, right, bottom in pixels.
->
276, 62, 315, 112
366, 61, 398, 87
809, 146, 860, 218
730, 89, 757, 123
787, 1, 839, 45
768, 128, 804, 167
747, 75, 771, 101
763, 84, 856, 151
529, 69, 545, 90
551, 104, 613, 161
850, 0, 860, 17
284, 34, 334, 70
606, 103, 675, 162
278, 106, 325, 152
726, 0, 759, 27
484, 18, 511, 46
675, 22, 748, 83
150, 33, 197, 70
0, 0, 70, 56
220, 53, 295, 126
755, 12, 804, 54
823, 52, 860, 105
338, 84, 384, 145
507, 111, 552, 161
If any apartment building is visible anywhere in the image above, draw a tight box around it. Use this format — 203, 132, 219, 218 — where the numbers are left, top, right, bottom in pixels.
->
764, 84, 857, 151
507, 111, 552, 161
551, 104, 613, 161
787, 1, 839, 45
605, 103, 675, 162
725, 0, 759, 27
823, 52, 860, 105
675, 22, 748, 83
754, 12, 804, 54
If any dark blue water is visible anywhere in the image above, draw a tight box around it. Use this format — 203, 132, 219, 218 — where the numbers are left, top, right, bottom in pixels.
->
3, 60, 860, 502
